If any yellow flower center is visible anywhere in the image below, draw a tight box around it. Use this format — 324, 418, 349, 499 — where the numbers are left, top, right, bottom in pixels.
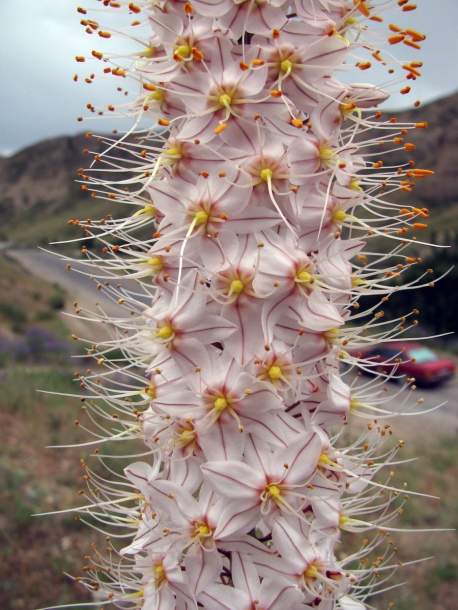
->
146, 385, 156, 399
349, 180, 363, 192
333, 210, 348, 222
141, 205, 156, 216
219, 94, 232, 107
141, 46, 155, 58
260, 168, 273, 182
176, 44, 192, 58
158, 325, 174, 340
266, 484, 281, 499
147, 257, 163, 269
319, 453, 332, 465
166, 147, 182, 157
230, 279, 244, 293
194, 210, 209, 224
268, 366, 283, 379
304, 564, 319, 579
198, 524, 211, 536
280, 59, 292, 73
296, 270, 312, 283
147, 90, 165, 102
214, 397, 228, 411
320, 148, 337, 163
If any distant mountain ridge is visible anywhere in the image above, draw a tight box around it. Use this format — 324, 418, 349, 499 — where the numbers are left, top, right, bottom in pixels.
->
1, 91, 457, 245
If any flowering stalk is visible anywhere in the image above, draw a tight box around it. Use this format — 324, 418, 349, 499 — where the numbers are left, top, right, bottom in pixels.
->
51, 1, 439, 608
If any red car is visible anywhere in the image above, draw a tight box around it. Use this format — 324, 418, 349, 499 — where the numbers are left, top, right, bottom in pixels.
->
355, 342, 456, 387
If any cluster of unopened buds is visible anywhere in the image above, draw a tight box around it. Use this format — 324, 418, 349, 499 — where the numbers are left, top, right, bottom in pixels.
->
51, 1, 440, 608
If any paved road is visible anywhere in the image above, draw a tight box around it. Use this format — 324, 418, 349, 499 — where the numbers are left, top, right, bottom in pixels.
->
8, 248, 153, 342
343, 366, 458, 439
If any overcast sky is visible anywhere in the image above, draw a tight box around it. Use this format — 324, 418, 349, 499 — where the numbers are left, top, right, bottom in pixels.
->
1, 0, 457, 156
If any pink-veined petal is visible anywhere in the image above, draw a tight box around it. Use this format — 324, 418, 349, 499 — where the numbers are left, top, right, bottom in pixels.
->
201, 461, 264, 499
197, 583, 251, 610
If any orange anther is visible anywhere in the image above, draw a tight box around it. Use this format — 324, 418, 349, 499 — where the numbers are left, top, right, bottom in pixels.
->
92, 51, 103, 60
270, 90, 282, 97
388, 35, 405, 45
272, 29, 280, 39
128, 3, 141, 12
239, 62, 249, 71
214, 123, 227, 134
404, 143, 415, 151
354, 1, 370, 17
403, 39, 421, 50
251, 59, 265, 66
405, 29, 426, 41
389, 24, 403, 33
184, 2, 193, 13
402, 4, 417, 11
402, 65, 422, 77
143, 83, 156, 91
291, 118, 303, 128
411, 169, 434, 177
412, 207, 429, 217
414, 122, 428, 129
358, 62, 372, 70
158, 119, 171, 126
413, 223, 427, 229
98, 31, 112, 38
192, 47, 204, 61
